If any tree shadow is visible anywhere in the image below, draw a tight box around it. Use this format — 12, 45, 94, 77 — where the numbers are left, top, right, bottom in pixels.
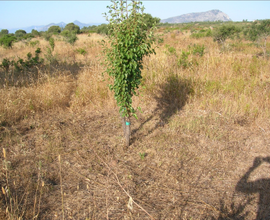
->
132, 73, 193, 139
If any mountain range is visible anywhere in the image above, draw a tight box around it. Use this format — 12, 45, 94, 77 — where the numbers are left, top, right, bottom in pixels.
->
1, 20, 103, 34
161, 9, 231, 23
1, 10, 232, 33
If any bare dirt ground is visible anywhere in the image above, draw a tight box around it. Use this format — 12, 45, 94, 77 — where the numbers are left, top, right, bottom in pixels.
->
0, 100, 269, 219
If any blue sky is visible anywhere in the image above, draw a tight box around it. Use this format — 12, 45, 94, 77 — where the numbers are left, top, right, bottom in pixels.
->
1, 1, 270, 30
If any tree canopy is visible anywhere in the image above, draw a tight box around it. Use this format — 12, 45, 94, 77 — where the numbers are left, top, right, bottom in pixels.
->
63, 23, 80, 34
245, 19, 270, 41
0, 29, 9, 36
47, 26, 61, 34
142, 13, 160, 30
15, 30, 27, 38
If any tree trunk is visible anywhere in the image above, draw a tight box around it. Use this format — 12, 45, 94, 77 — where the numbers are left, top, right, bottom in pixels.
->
125, 116, 131, 147
120, 113, 131, 147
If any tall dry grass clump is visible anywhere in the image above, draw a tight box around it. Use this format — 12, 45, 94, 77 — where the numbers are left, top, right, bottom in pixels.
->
140, 32, 270, 137
0, 35, 109, 125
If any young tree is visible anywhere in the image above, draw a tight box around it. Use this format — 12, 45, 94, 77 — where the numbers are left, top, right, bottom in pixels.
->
102, 0, 156, 146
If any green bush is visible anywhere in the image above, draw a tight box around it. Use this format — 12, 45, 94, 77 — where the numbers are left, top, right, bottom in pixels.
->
142, 13, 160, 30
31, 29, 40, 37
60, 23, 80, 45
61, 30, 69, 37
213, 25, 241, 44
66, 33, 78, 45
22, 33, 34, 40
0, 29, 9, 37
29, 40, 40, 47
15, 30, 27, 39
206, 29, 212, 37
96, 24, 108, 35
178, 51, 192, 69
245, 19, 270, 42
76, 48, 87, 55
42, 32, 52, 41
0, 58, 11, 72
47, 26, 61, 34
0, 35, 17, 48
63, 23, 80, 34
61, 30, 78, 45
49, 38, 55, 51
177, 44, 205, 69
158, 37, 164, 44
190, 29, 212, 39
190, 44, 205, 57
168, 46, 176, 55
0, 48, 44, 73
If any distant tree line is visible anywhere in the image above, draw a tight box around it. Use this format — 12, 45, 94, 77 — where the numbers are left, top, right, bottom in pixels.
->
0, 13, 161, 48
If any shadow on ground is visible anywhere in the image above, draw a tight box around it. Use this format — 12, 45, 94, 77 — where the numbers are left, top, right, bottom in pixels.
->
233, 156, 270, 220
132, 73, 194, 140
207, 156, 270, 220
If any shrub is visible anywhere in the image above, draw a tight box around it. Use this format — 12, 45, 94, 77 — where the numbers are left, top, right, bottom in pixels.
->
0, 35, 17, 48
47, 26, 61, 34
177, 44, 205, 69
190, 29, 212, 39
213, 25, 241, 44
158, 37, 164, 44
244, 20, 270, 58
206, 29, 212, 37
49, 37, 55, 51
168, 46, 176, 55
29, 40, 40, 47
178, 50, 192, 69
31, 29, 40, 37
15, 29, 27, 38
76, 48, 87, 55
142, 13, 160, 30
190, 44, 205, 56
42, 32, 52, 41
96, 24, 108, 35
61, 30, 69, 37
0, 29, 9, 37
61, 30, 78, 45
63, 23, 80, 34
0, 48, 44, 73
22, 33, 34, 40
66, 33, 78, 45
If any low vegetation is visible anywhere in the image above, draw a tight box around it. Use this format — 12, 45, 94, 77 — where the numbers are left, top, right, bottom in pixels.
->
0, 14, 270, 219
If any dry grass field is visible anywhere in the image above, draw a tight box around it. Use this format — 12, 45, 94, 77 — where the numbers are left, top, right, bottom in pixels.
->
0, 29, 270, 219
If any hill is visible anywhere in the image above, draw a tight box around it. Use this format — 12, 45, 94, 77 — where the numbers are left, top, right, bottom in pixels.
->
161, 9, 231, 23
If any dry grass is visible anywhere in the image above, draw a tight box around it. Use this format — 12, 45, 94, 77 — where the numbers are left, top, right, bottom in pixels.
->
0, 31, 270, 219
